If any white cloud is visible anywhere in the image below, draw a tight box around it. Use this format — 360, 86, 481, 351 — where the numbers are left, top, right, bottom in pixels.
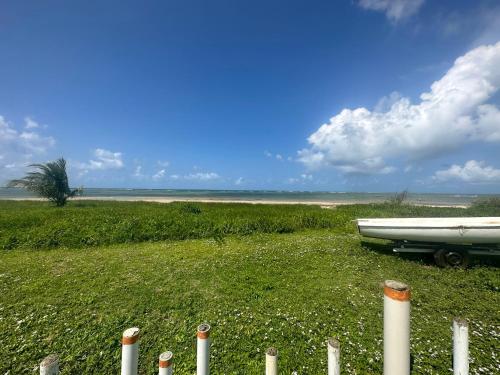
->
157, 160, 170, 167
235, 177, 244, 185
374, 91, 402, 112
92, 148, 124, 169
287, 174, 314, 184
24, 117, 39, 129
19, 131, 56, 153
299, 42, 500, 174
0, 116, 55, 155
168, 171, 220, 181
265, 150, 289, 161
358, 0, 425, 22
337, 158, 396, 175
75, 148, 124, 171
185, 172, 220, 181
152, 169, 166, 180
0, 115, 56, 182
433, 160, 500, 183
133, 165, 144, 178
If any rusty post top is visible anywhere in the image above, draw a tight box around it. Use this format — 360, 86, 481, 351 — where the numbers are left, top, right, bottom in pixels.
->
384, 280, 411, 301
197, 323, 211, 339
266, 347, 278, 356
159, 351, 173, 368
453, 317, 468, 328
328, 338, 340, 350
122, 327, 140, 345
40, 354, 59, 367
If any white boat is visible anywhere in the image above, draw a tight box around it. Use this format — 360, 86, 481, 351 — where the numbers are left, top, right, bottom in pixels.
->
357, 217, 500, 244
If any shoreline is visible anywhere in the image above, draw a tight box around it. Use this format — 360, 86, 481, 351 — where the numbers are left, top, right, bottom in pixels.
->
1, 196, 470, 208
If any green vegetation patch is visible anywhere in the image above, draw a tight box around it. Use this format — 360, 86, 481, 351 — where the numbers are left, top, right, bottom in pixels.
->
1, 200, 497, 250
1, 230, 499, 374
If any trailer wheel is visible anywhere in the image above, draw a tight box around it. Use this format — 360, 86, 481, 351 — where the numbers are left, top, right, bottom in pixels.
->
433, 249, 447, 267
434, 249, 470, 268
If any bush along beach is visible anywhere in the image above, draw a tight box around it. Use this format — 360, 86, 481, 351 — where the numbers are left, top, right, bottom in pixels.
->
1, 200, 498, 251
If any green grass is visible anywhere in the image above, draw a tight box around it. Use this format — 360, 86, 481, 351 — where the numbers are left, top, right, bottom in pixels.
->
1, 200, 498, 251
0, 201, 499, 374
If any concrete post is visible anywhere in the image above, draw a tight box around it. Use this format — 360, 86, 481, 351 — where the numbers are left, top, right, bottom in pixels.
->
159, 351, 173, 375
327, 338, 340, 375
197, 323, 211, 375
121, 327, 140, 375
383, 280, 410, 375
40, 354, 59, 375
453, 318, 469, 375
265, 347, 278, 375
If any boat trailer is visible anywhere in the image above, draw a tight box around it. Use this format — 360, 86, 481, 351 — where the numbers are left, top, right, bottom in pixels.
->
393, 240, 500, 267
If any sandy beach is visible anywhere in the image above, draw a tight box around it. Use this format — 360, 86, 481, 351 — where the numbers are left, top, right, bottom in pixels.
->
4, 196, 469, 208
5, 196, 346, 207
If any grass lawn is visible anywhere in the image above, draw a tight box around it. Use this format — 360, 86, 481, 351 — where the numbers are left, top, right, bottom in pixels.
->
1, 216, 499, 373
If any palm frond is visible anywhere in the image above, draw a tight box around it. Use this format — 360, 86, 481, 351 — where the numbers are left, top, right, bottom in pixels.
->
7, 157, 80, 206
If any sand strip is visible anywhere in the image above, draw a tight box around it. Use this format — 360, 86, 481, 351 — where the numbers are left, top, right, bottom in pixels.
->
1, 196, 469, 208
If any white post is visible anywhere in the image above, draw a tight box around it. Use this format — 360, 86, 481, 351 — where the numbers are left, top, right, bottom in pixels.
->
453, 318, 469, 375
159, 351, 173, 375
383, 280, 410, 375
327, 338, 340, 375
40, 354, 59, 375
265, 347, 278, 375
121, 327, 140, 375
197, 323, 211, 375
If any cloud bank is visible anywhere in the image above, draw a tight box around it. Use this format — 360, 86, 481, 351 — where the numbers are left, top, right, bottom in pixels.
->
433, 160, 500, 183
152, 169, 166, 180
358, 0, 425, 22
299, 42, 500, 175
170, 172, 220, 181
0, 116, 56, 181
185, 172, 220, 181
74, 148, 124, 174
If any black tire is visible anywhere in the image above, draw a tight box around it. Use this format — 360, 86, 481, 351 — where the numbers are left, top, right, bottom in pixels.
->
434, 249, 447, 267
434, 248, 470, 268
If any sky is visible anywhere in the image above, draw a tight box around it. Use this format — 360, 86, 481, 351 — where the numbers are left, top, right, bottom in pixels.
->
1, 0, 500, 193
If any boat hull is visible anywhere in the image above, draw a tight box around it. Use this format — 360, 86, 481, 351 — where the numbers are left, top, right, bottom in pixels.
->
357, 217, 500, 244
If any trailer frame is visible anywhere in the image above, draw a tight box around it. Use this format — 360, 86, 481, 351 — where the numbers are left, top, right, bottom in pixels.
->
392, 240, 500, 267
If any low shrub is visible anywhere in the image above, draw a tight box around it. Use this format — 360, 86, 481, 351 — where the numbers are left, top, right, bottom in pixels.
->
1, 200, 497, 250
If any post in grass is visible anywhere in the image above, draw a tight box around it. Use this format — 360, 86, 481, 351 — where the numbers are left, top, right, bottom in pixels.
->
383, 280, 411, 375
265, 347, 278, 375
121, 327, 140, 375
197, 323, 211, 375
40, 354, 59, 375
327, 338, 340, 375
453, 318, 469, 375
159, 351, 173, 375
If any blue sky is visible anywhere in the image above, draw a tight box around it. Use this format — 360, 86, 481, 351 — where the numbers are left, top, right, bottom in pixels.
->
1, 0, 500, 192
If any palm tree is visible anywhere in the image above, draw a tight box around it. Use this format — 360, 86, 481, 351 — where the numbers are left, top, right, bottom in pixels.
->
7, 158, 81, 206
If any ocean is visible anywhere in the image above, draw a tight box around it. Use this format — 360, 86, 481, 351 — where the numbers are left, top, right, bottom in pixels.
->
0, 187, 496, 206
